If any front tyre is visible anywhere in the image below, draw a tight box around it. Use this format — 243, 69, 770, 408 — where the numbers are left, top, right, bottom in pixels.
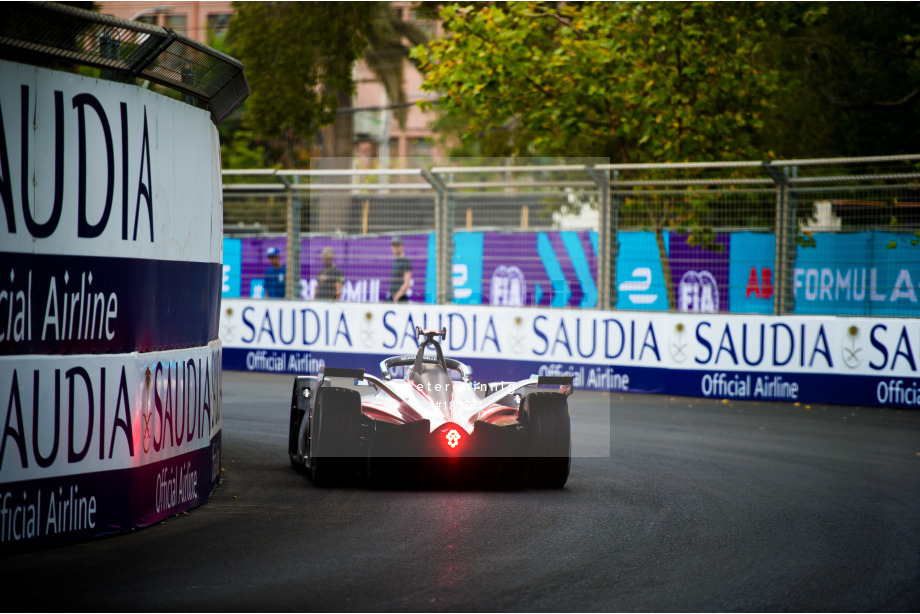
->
309, 386, 363, 486
521, 391, 571, 488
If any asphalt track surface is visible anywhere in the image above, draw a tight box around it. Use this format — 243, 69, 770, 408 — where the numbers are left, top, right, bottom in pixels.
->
4, 371, 920, 612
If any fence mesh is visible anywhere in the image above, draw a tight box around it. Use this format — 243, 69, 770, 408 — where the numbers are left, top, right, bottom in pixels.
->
222, 156, 920, 317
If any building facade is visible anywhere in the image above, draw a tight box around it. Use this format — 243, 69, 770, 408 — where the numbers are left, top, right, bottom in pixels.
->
98, 1, 440, 165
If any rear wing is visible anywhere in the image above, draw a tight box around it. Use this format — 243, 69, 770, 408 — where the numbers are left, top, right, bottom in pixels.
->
318, 367, 573, 414
478, 375, 574, 409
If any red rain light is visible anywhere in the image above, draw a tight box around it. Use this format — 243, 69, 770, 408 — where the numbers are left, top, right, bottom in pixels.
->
435, 423, 467, 454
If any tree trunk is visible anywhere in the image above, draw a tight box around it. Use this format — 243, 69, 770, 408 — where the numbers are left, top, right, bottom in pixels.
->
316, 89, 356, 232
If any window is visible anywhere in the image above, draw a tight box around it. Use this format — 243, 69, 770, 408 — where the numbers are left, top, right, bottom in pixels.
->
408, 137, 432, 164
164, 14, 187, 32
207, 13, 231, 33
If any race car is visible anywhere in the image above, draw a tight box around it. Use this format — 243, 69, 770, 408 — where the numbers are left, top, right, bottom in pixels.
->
288, 327, 572, 488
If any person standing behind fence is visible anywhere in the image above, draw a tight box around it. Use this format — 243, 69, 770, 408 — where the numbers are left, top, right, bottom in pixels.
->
316, 247, 344, 301
264, 246, 286, 299
387, 236, 412, 302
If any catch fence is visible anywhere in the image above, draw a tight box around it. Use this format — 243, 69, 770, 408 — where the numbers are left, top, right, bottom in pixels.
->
222, 155, 920, 318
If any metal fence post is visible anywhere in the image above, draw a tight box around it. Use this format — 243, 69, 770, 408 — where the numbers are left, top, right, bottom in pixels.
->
422, 169, 450, 304
290, 175, 302, 301
609, 169, 621, 310
764, 162, 795, 315
279, 176, 298, 300
587, 166, 613, 310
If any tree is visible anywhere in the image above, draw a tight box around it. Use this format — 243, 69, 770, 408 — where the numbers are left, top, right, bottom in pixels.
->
761, 2, 920, 159
414, 2, 802, 307
414, 2, 798, 162
228, 2, 374, 166
228, 2, 430, 167
322, 2, 431, 162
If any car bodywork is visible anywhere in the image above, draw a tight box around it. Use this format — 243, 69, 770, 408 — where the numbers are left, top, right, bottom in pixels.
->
288, 328, 573, 488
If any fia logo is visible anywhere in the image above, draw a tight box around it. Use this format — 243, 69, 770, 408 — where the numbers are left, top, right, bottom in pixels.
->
490, 266, 526, 306
678, 270, 719, 312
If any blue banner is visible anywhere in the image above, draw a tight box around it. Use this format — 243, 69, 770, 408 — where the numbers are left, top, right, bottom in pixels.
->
222, 238, 242, 299
729, 232, 776, 314
615, 231, 670, 310
793, 231, 920, 317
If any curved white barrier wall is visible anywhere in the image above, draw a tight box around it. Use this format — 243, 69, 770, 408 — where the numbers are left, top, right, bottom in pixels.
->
0, 60, 223, 552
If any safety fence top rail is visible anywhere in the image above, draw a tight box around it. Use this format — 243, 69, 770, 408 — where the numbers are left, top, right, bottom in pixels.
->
609, 178, 776, 187
430, 164, 596, 174
768, 154, 920, 167
292, 183, 435, 191
788, 173, 920, 185
445, 181, 599, 190
0, 2, 248, 125
223, 155, 920, 191
595, 161, 767, 171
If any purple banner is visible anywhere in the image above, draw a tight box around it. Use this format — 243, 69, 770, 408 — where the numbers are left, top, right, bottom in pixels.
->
233, 230, 599, 308
668, 233, 731, 313
241, 235, 431, 303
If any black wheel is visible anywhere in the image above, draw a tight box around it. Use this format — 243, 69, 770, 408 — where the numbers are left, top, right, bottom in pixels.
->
309, 386, 363, 486
288, 377, 314, 474
521, 391, 571, 488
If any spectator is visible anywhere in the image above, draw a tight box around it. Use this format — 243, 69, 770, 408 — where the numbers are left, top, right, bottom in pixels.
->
316, 247, 344, 301
387, 236, 412, 302
264, 246, 286, 298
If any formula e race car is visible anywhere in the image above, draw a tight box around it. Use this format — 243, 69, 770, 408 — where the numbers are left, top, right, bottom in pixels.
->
288, 327, 572, 488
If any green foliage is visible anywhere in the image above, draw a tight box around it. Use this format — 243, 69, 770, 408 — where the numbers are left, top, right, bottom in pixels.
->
762, 2, 920, 158
414, 2, 787, 163
412, 2, 811, 308
362, 3, 431, 128
224, 2, 430, 165
220, 130, 267, 170
229, 2, 373, 141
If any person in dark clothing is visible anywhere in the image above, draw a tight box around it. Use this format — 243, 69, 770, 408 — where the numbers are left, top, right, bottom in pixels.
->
387, 236, 412, 302
263, 246, 286, 299
316, 247, 344, 301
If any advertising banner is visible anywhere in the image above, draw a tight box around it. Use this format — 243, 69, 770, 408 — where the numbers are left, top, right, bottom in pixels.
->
1, 60, 224, 550
220, 299, 920, 410
0, 60, 222, 264
0, 342, 222, 553
792, 231, 920, 317
222, 228, 920, 319
669, 232, 731, 313
729, 232, 776, 314
0, 60, 223, 355
615, 231, 670, 311
228, 230, 601, 308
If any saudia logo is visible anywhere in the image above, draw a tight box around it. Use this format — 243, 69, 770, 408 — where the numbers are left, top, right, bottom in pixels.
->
669, 322, 689, 363
0, 83, 155, 242
841, 325, 863, 369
